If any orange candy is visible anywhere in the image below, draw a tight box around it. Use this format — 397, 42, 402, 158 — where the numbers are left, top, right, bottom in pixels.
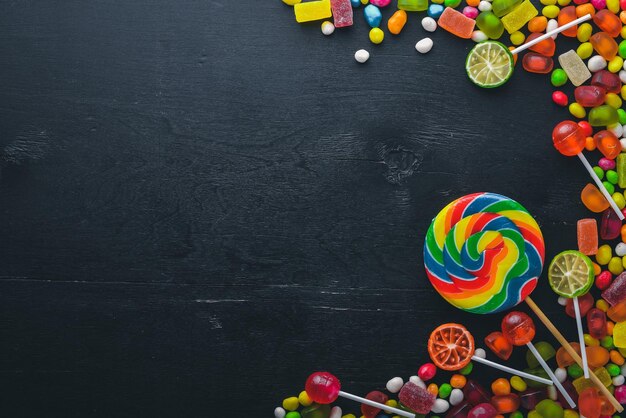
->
450, 374, 467, 388
491, 378, 511, 396
600, 395, 617, 416
491, 395, 520, 414
621, 224, 626, 243
620, 11, 626, 25
558, 6, 579, 37
467, 0, 480, 6
557, 342, 581, 368
594, 9, 622, 38
437, 7, 475, 39
608, 299, 626, 322
387, 10, 407, 35
581, 184, 610, 213
585, 136, 596, 151
594, 130, 621, 159
509, 47, 518, 65
427, 383, 439, 396
528, 16, 548, 32
576, 3, 596, 18
593, 262, 602, 276
610, 349, 625, 365
607, 320, 615, 336
585, 345, 610, 368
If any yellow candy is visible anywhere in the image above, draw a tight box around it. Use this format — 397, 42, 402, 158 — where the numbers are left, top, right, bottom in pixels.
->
585, 333, 600, 346
342, 415, 357, 418
564, 410, 579, 418
597, 244, 613, 265
606, 93, 623, 108
542, 5, 560, 18
283, 0, 302, 4
283, 396, 300, 411
502, 0, 539, 33
557, 0, 571, 5
294, 0, 331, 23
621, 85, 626, 100
621, 26, 626, 39
623, 255, 626, 269
384, 399, 399, 414
361, 0, 368, 3
613, 192, 626, 209
369, 27, 384, 44
614, 321, 626, 348
577, 23, 592, 42
529, 411, 543, 418
510, 31, 526, 45
610, 256, 625, 275
540, 0, 557, 5
569, 102, 586, 118
577, 42, 594, 59
298, 390, 312, 407
609, 57, 624, 73
608, 0, 620, 12
510, 375, 527, 392
597, 299, 610, 312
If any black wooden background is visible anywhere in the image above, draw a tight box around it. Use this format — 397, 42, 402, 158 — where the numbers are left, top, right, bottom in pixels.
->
0, 1, 596, 416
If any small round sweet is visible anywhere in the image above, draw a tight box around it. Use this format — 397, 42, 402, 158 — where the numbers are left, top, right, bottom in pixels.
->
614, 375, 626, 386
502, 311, 536, 346
428, 323, 475, 371
283, 397, 300, 411
422, 17, 437, 32
275, 407, 287, 418
439, 383, 453, 399
329, 406, 342, 418
589, 56, 608, 73
610, 57, 624, 74
416, 38, 433, 54
298, 391, 312, 407
428, 383, 439, 395
577, 23, 592, 42
354, 49, 370, 64
419, 363, 437, 380
283, 0, 302, 4
577, 43, 594, 59
432, 398, 450, 414
474, 348, 486, 358
321, 21, 335, 36
569, 103, 586, 118
553, 91, 568, 107
471, 30, 488, 43
285, 412, 301, 418
478, 1, 492, 11
369, 27, 384, 44
450, 388, 464, 405
555, 367, 567, 383
542, 5, 560, 18
386, 376, 403, 393
450, 374, 467, 388
305, 372, 341, 404
597, 245, 613, 265
510, 375, 527, 391
551, 69, 568, 87
491, 378, 511, 396
510, 31, 525, 45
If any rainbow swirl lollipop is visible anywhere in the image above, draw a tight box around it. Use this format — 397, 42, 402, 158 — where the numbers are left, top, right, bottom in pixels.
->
424, 192, 545, 314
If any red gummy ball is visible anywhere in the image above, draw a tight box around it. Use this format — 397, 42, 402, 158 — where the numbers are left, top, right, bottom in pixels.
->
418, 363, 437, 381
468, 403, 499, 418
596, 271, 613, 290
578, 121, 593, 137
305, 371, 341, 404
552, 91, 568, 107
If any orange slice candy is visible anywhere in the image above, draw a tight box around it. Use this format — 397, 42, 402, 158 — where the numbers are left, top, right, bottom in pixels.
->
428, 323, 475, 371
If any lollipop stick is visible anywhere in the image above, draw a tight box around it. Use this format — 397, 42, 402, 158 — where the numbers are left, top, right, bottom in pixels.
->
573, 296, 590, 378
525, 296, 624, 412
338, 391, 415, 418
472, 355, 553, 385
511, 14, 592, 55
578, 153, 625, 220
526, 342, 577, 408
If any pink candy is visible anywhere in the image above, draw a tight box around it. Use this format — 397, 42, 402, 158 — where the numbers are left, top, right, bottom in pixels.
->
591, 0, 607, 9
418, 363, 437, 381
463, 6, 479, 18
614, 385, 626, 404
599, 157, 616, 170
330, 0, 354, 27
369, 0, 391, 5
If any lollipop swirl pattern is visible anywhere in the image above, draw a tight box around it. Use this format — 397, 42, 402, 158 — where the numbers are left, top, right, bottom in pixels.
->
424, 192, 545, 314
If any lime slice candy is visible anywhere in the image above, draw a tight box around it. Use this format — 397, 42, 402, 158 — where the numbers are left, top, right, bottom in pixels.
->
466, 41, 514, 88
548, 250, 594, 298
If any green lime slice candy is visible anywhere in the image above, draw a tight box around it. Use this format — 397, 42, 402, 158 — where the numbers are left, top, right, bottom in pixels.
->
548, 250, 594, 298
466, 41, 514, 88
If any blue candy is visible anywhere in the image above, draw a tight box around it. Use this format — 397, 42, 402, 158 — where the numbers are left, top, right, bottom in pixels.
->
363, 4, 382, 27
350, 0, 361, 6
427, 3, 445, 18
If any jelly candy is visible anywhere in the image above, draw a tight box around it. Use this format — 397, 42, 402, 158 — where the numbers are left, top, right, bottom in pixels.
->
556, 380, 579, 408
587, 308, 608, 339
535, 399, 564, 418
399, 381, 436, 414
558, 6, 579, 37
362, 391, 388, 418
438, 7, 476, 39
501, 0, 538, 33
522, 52, 553, 73
590, 32, 619, 60
552, 120, 586, 156
330, 0, 353, 27
577, 218, 598, 255
579, 388, 602, 418
502, 311, 535, 345
526, 32, 556, 56
608, 299, 626, 321
574, 86, 607, 107
491, 0, 522, 17
387, 10, 407, 34
589, 105, 619, 126
572, 376, 595, 393
484, 331, 513, 360
594, 130, 621, 159
301, 403, 331, 418
557, 343, 581, 368
565, 292, 594, 317
594, 9, 622, 38
522, 367, 550, 388
599, 394, 617, 416
580, 184, 610, 213
586, 345, 610, 368
525, 341, 555, 368
398, 0, 428, 11
468, 403, 498, 418
558, 50, 592, 86
600, 207, 622, 240
490, 394, 520, 413
614, 321, 626, 347
520, 389, 548, 410
464, 380, 491, 406
601, 272, 626, 305
591, 70, 622, 94
618, 154, 626, 189
476, 12, 504, 39
447, 400, 472, 418
294, 0, 332, 22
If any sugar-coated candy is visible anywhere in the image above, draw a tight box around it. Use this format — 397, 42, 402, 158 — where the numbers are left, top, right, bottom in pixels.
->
484, 331, 513, 360
363, 5, 382, 27
589, 105, 619, 126
579, 388, 601, 418
283, 0, 302, 5
283, 397, 300, 411
330, 0, 353, 27
602, 272, 626, 305
558, 6, 579, 37
565, 292, 594, 318
501, 0, 538, 33
433, 398, 451, 413
369, 0, 391, 5
354, 49, 370, 63
501, 311, 535, 346
438, 7, 476, 38
616, 243, 626, 257
464, 7, 480, 19
294, 0, 332, 23
416, 38, 434, 53
575, 86, 607, 107
472, 30, 488, 42
301, 403, 330, 418
450, 388, 465, 406
386, 377, 404, 393
468, 403, 498, 418
591, 32, 619, 61
578, 218, 599, 255
615, 385, 626, 403
464, 380, 491, 406
592, 70, 623, 93
369, 28, 384, 44
329, 406, 341, 418
555, 367, 568, 383
422, 17, 437, 32
510, 376, 527, 392
553, 120, 586, 156
588, 308, 608, 339
553, 91, 568, 107
601, 207, 622, 239
476, 12, 504, 39
361, 391, 387, 418
387, 10, 407, 34
616, 322, 626, 348
520, 389, 548, 410
299, 391, 313, 406
321, 21, 335, 35
428, 4, 445, 18
398, 0, 429, 11
594, 9, 622, 38
588, 56, 608, 73
617, 154, 626, 189
492, 0, 521, 16
478, 1, 491, 12
419, 363, 437, 381
399, 381, 436, 414
559, 50, 592, 86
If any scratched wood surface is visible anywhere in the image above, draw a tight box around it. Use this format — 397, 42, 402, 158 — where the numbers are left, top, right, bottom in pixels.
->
0, 0, 594, 416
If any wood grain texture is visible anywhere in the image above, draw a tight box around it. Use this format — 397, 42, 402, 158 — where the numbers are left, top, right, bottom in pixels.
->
0, 0, 592, 416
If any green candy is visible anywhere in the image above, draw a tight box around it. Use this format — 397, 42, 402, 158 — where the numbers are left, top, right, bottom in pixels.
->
439, 383, 452, 399
568, 363, 583, 379
301, 404, 329, 418
492, 0, 522, 16
476, 11, 504, 39
620, 40, 626, 59
528, 411, 542, 418
551, 69, 568, 87
594, 166, 605, 180
589, 105, 619, 126
536, 399, 564, 418
607, 170, 619, 185
286, 412, 302, 418
526, 341, 556, 368
608, 363, 621, 376
510, 412, 524, 418
444, 0, 462, 7
618, 154, 626, 189
618, 108, 626, 125
460, 361, 474, 375
602, 335, 615, 349
604, 181, 615, 195
524, 367, 550, 388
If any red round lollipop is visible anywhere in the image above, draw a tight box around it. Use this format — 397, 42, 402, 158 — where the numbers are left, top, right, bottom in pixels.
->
552, 120, 586, 156
501, 311, 536, 346
305, 371, 341, 404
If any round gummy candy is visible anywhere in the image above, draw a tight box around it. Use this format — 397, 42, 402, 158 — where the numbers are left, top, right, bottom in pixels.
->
305, 372, 341, 404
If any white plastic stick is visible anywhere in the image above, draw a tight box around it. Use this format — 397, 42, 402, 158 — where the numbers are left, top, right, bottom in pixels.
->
471, 355, 553, 385
527, 342, 577, 408
339, 391, 415, 418
511, 14, 592, 55
574, 296, 590, 378
578, 153, 625, 220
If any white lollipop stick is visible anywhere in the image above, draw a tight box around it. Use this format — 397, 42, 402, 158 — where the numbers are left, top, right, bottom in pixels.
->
573, 296, 590, 378
472, 355, 553, 385
511, 14, 592, 55
339, 391, 415, 418
578, 153, 625, 220
527, 342, 577, 408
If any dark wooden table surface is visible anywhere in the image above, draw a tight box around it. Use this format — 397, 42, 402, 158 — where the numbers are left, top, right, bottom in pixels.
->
0, 1, 596, 416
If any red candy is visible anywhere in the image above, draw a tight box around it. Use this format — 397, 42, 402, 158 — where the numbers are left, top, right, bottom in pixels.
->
522, 52, 554, 73
418, 362, 437, 381
501, 311, 535, 346
566, 292, 594, 318
578, 121, 593, 136
575, 85, 607, 107
362, 391, 388, 418
399, 381, 436, 414
468, 402, 498, 418
305, 372, 341, 404
587, 307, 608, 339
484, 331, 513, 360
596, 271, 613, 290
553, 120, 586, 156
552, 91, 569, 107
592, 70, 622, 94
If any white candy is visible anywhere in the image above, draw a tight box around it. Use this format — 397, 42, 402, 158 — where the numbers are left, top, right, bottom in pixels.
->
472, 30, 488, 43
410, 375, 427, 388
621, 363, 626, 376
547, 384, 558, 401
432, 398, 450, 414
386, 377, 404, 393
547, 19, 558, 39
274, 407, 286, 418
416, 37, 433, 54
617, 243, 626, 257
620, 70, 626, 84
610, 123, 624, 138
422, 17, 437, 32
478, 1, 492, 11
355, 49, 370, 63
555, 368, 567, 383
450, 388, 464, 406
330, 406, 342, 418
588, 55, 607, 72
321, 21, 335, 36
558, 296, 567, 306
621, 138, 626, 151
474, 348, 486, 358
614, 375, 626, 386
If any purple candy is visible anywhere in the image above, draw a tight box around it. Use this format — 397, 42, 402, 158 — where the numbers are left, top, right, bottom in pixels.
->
591, 0, 607, 9
602, 272, 626, 306
615, 385, 626, 404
